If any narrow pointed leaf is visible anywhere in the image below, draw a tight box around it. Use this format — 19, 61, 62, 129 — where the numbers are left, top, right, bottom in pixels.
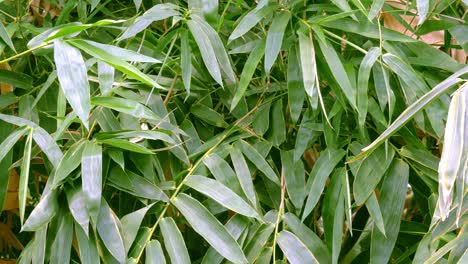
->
181, 30, 192, 95
370, 159, 409, 263
277, 231, 319, 264
160, 217, 191, 264
97, 199, 125, 263
91, 96, 160, 121
54, 40, 91, 129
81, 141, 102, 223
146, 240, 166, 264
0, 127, 28, 163
0, 23, 16, 52
229, 146, 257, 206
303, 148, 346, 220
98, 61, 114, 95
53, 141, 85, 187
19, 130, 33, 224
264, 12, 290, 74
357, 47, 380, 127
22, 190, 58, 231
68, 39, 163, 89
231, 41, 265, 110
228, 4, 276, 42
351, 67, 468, 162
187, 19, 223, 86
281, 150, 306, 209
298, 31, 318, 109
121, 203, 155, 253
185, 175, 260, 219
172, 193, 248, 264
236, 140, 280, 185
66, 187, 89, 236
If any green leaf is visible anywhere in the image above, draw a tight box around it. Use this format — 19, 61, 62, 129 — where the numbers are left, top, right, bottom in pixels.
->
277, 231, 319, 264
192, 15, 236, 84
187, 19, 223, 86
283, 213, 330, 264
68, 39, 163, 89
91, 96, 160, 121
229, 146, 257, 206
322, 168, 345, 264
228, 4, 276, 43
350, 67, 468, 162
121, 203, 155, 253
145, 240, 166, 264
98, 61, 114, 95
298, 31, 318, 109
172, 193, 248, 264
82, 40, 160, 63
119, 3, 180, 40
21, 190, 59, 232
0, 114, 63, 168
160, 217, 191, 264
231, 40, 265, 110
437, 84, 467, 220
315, 30, 357, 110
235, 140, 280, 185
42, 19, 125, 42
19, 129, 33, 224
202, 215, 249, 264
243, 224, 275, 262
94, 130, 175, 144
81, 141, 102, 223
303, 148, 346, 220
369, 0, 385, 20
191, 104, 229, 127
97, 199, 125, 263
0, 22, 16, 52
365, 192, 386, 236
0, 70, 33, 89
50, 212, 74, 264
0, 126, 28, 163
370, 159, 409, 263
264, 11, 290, 74
54, 39, 91, 129
203, 153, 244, 197
52, 141, 85, 187
357, 47, 380, 127
99, 139, 154, 154
287, 45, 305, 123
350, 143, 395, 205
66, 187, 89, 236
416, 0, 431, 25
185, 175, 260, 219
181, 30, 192, 95
280, 150, 306, 209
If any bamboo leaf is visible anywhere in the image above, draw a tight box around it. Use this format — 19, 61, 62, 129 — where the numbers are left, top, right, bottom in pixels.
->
357, 47, 380, 127
68, 39, 163, 89
0, 22, 16, 52
160, 217, 191, 264
231, 40, 265, 110
370, 159, 409, 263
229, 146, 257, 206
172, 193, 248, 264
97, 199, 126, 263
185, 175, 260, 219
121, 203, 155, 253
350, 67, 468, 162
91, 96, 160, 121
228, 4, 276, 43
19, 129, 33, 224
0, 126, 28, 163
54, 40, 91, 129
277, 231, 319, 264
303, 148, 346, 220
181, 30, 192, 95
264, 12, 290, 74
81, 141, 102, 223
145, 240, 166, 264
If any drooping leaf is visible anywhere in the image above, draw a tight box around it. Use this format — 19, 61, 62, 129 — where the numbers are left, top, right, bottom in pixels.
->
121, 203, 155, 253
145, 240, 166, 264
160, 217, 191, 264
280, 150, 306, 209
172, 193, 248, 264
277, 231, 319, 264
357, 47, 380, 127
91, 96, 160, 121
81, 141, 102, 223
229, 146, 257, 206
97, 199, 125, 263
264, 11, 290, 74
303, 148, 346, 220
231, 40, 265, 110
19, 129, 33, 224
370, 159, 409, 263
54, 40, 91, 129
185, 175, 260, 219
66, 187, 89, 236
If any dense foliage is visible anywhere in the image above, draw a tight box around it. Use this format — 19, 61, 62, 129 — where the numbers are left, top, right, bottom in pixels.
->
0, 0, 467, 263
